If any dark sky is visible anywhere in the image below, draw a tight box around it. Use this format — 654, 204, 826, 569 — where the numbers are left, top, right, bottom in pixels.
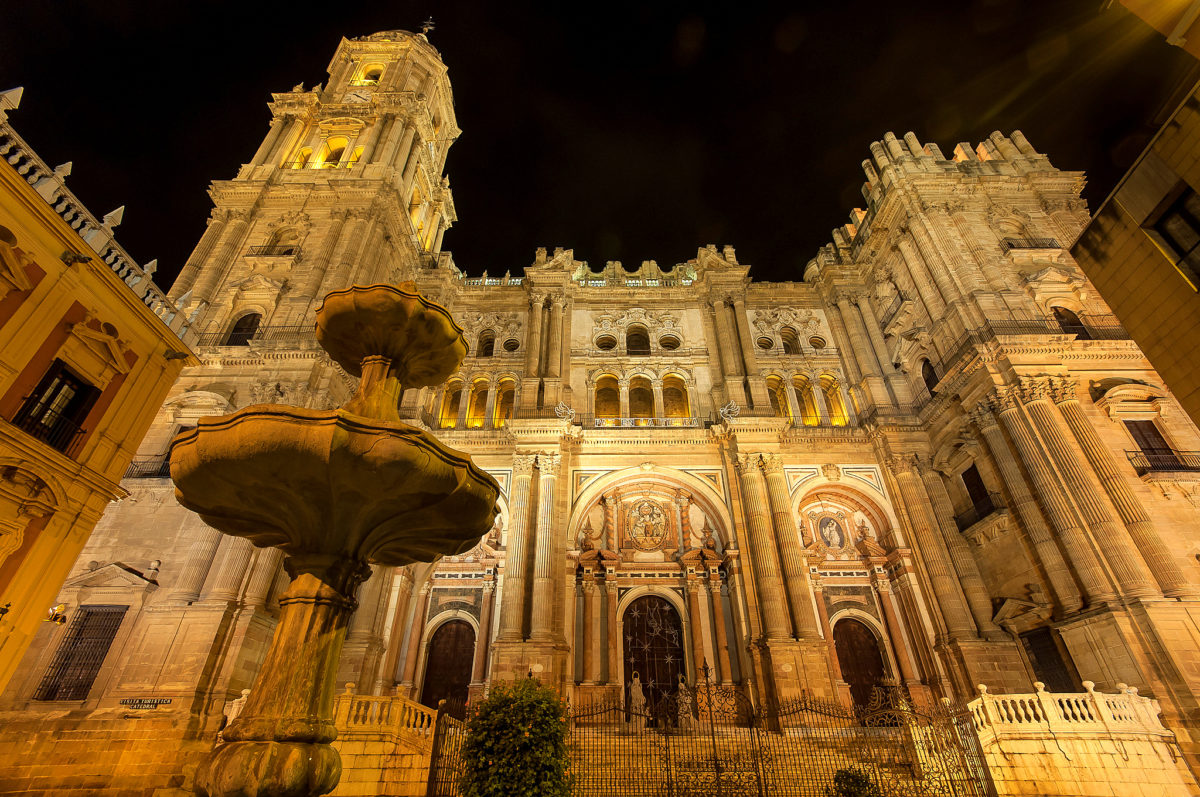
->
0, 1, 1195, 285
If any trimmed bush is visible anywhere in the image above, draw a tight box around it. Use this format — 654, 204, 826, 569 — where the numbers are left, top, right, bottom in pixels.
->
459, 677, 570, 797
826, 766, 883, 797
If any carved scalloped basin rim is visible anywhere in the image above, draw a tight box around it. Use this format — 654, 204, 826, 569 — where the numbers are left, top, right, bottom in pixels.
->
315, 282, 467, 387
169, 405, 499, 566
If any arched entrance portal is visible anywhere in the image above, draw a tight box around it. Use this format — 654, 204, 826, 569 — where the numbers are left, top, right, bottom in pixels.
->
420, 620, 475, 711
833, 618, 887, 709
622, 595, 685, 711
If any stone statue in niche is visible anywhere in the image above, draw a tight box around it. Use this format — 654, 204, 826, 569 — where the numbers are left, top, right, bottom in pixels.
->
628, 499, 668, 552
818, 516, 846, 550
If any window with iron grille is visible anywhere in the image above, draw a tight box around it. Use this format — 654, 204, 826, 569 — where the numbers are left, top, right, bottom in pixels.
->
11, 359, 99, 454
33, 605, 127, 701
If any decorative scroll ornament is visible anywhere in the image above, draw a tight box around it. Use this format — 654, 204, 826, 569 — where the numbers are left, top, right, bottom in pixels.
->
554, 400, 576, 423
718, 401, 740, 423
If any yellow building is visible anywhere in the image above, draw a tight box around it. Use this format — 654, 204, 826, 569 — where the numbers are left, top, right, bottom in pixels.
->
0, 87, 196, 695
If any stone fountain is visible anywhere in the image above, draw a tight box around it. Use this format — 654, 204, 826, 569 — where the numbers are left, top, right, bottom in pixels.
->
171, 283, 499, 797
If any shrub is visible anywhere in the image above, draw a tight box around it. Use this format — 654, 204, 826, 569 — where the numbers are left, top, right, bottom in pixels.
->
459, 676, 570, 797
826, 766, 883, 797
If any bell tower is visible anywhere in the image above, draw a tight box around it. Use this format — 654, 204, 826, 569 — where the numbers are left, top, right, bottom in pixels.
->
168, 29, 460, 338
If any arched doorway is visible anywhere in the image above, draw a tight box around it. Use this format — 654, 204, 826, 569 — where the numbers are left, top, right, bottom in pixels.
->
622, 595, 685, 711
419, 620, 475, 711
833, 618, 887, 709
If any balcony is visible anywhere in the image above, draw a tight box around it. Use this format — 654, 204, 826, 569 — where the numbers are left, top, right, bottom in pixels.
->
10, 408, 84, 455
192, 324, 314, 348
999, 237, 1061, 253
124, 456, 171, 479
246, 244, 302, 257
955, 492, 1003, 533
1126, 449, 1200, 477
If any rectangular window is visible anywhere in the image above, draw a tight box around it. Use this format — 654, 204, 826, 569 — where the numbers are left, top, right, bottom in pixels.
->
1124, 419, 1182, 469
960, 464, 993, 515
1148, 187, 1200, 290
11, 359, 99, 453
1019, 627, 1078, 693
33, 605, 128, 701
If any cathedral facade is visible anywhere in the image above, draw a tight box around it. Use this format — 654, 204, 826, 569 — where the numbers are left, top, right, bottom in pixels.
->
5, 28, 1200, 789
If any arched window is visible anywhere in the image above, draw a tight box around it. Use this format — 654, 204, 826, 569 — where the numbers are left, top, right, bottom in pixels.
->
626, 326, 650, 356
320, 137, 349, 169
268, 228, 300, 256
223, 313, 261, 346
921, 360, 939, 393
821, 375, 848, 426
466, 380, 488, 428
477, 330, 496, 358
594, 376, 619, 422
781, 327, 801, 355
662, 375, 690, 421
361, 65, 384, 84
766, 376, 790, 419
629, 377, 653, 424
1051, 306, 1090, 340
292, 147, 313, 169
792, 376, 819, 426
439, 383, 463, 428
494, 380, 516, 428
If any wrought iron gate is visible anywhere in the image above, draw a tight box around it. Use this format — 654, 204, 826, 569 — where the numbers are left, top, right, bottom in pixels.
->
427, 671, 994, 797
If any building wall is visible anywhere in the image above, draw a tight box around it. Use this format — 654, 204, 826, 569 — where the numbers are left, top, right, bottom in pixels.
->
4, 27, 1200, 797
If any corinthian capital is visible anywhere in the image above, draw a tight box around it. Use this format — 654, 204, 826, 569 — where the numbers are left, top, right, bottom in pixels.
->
513, 452, 537, 476
735, 453, 761, 474
967, 403, 999, 432
537, 452, 562, 475
1016, 376, 1052, 404
1048, 375, 1079, 405
759, 453, 785, 474
886, 452, 921, 475
986, 387, 1019, 415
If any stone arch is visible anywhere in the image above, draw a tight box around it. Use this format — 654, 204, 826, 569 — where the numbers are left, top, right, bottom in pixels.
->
793, 482, 896, 549
827, 609, 897, 705
0, 457, 67, 512
415, 610, 479, 707
615, 585, 695, 685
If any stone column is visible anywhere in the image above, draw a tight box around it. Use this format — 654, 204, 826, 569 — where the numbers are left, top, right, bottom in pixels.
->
812, 576, 845, 683
605, 575, 619, 683
856, 293, 912, 404
702, 300, 730, 378
1019, 378, 1158, 599
581, 578, 596, 684
388, 124, 417, 170
192, 214, 250, 306
201, 536, 255, 603
170, 212, 227, 300
618, 378, 630, 419
824, 303, 864, 389
378, 568, 414, 686
919, 466, 1003, 636
243, 548, 284, 608
710, 298, 742, 377
783, 379, 803, 422
471, 580, 495, 685
708, 579, 733, 683
1051, 378, 1198, 599
339, 567, 390, 691
991, 389, 1116, 606
894, 238, 946, 318
400, 583, 431, 692
651, 380, 666, 420
301, 210, 348, 302
731, 298, 758, 375
873, 578, 920, 685
168, 524, 223, 602
456, 385, 471, 429
760, 454, 820, 638
249, 117, 287, 167
808, 374, 832, 426
734, 454, 792, 639
483, 381, 499, 429
545, 297, 564, 379
969, 405, 1082, 615
836, 293, 890, 406
686, 578, 707, 682
525, 295, 545, 378
530, 453, 561, 640
497, 454, 536, 640
887, 454, 977, 638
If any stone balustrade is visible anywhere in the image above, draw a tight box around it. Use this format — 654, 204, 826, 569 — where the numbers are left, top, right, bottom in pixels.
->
0, 119, 190, 338
970, 680, 1168, 742
329, 686, 440, 797
333, 684, 437, 744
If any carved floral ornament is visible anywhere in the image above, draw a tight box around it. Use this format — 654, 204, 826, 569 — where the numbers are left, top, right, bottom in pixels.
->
455, 311, 523, 342
752, 307, 825, 338
591, 308, 681, 342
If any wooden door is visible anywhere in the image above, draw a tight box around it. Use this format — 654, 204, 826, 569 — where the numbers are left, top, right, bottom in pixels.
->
623, 595, 685, 711
420, 620, 475, 711
833, 618, 887, 709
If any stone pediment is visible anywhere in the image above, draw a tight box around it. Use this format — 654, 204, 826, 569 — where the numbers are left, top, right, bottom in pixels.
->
890, 327, 931, 370
1021, 265, 1087, 308
64, 561, 157, 590
231, 272, 285, 294
993, 594, 1051, 635
61, 316, 132, 389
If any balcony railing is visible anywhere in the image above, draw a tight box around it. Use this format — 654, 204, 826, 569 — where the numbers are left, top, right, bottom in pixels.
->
124, 456, 171, 479
246, 244, 302, 257
930, 315, 1131, 375
954, 492, 1003, 532
10, 408, 84, 454
192, 324, 314, 348
999, 237, 1061, 252
1126, 449, 1200, 477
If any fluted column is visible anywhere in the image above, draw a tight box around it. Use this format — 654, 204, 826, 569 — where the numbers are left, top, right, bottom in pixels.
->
545, 297, 564, 378
807, 375, 832, 426
200, 536, 255, 603
483, 381, 499, 429
249, 117, 287, 167
525, 295, 545, 377
168, 524, 223, 602
243, 548, 284, 608
734, 454, 792, 639
708, 578, 733, 683
686, 578, 707, 681
581, 578, 596, 684
991, 389, 1116, 605
651, 380, 666, 420
873, 578, 919, 684
378, 568, 414, 687
191, 214, 250, 306
969, 405, 1082, 615
618, 379, 630, 419
456, 385, 471, 429
1019, 378, 1158, 599
710, 298, 742, 376
497, 454, 537, 640
530, 453, 561, 639
301, 211, 349, 308
702, 300, 730, 378
400, 583, 431, 690
812, 576, 845, 682
471, 580, 495, 685
919, 465, 1002, 636
731, 297, 758, 376
170, 213, 227, 300
605, 576, 619, 683
894, 237, 946, 318
760, 454, 820, 638
836, 293, 891, 407
887, 454, 977, 639
856, 293, 912, 404
1051, 378, 1198, 599
783, 379, 803, 422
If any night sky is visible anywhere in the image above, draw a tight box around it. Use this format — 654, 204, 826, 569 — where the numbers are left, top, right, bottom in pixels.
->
0, 1, 1195, 285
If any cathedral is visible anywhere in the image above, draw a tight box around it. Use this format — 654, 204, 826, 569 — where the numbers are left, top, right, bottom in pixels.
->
4, 27, 1200, 794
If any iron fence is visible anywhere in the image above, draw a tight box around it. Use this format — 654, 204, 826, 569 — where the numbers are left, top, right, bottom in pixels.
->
1126, 449, 1200, 476
191, 324, 315, 348
124, 456, 171, 479
428, 670, 993, 797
